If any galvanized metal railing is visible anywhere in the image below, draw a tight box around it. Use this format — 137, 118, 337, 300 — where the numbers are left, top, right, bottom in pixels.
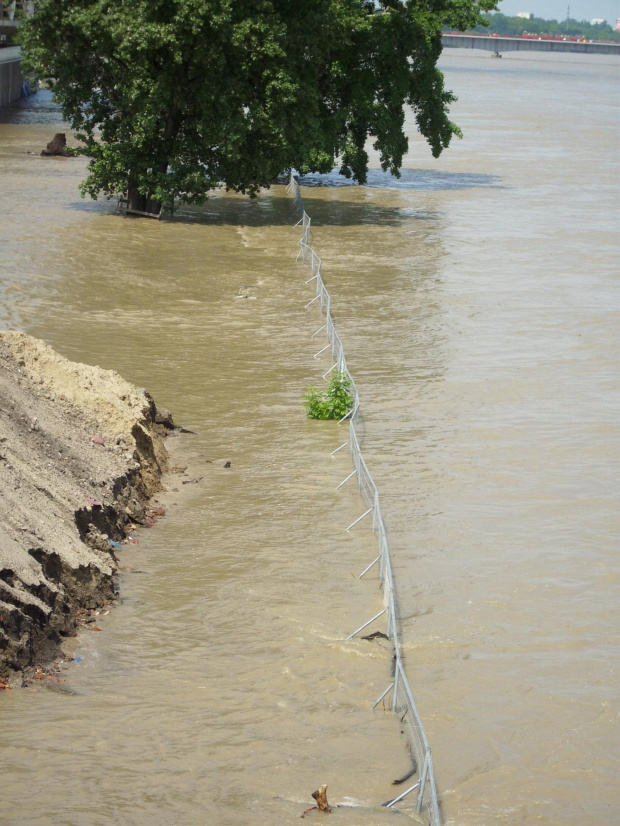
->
288, 173, 440, 824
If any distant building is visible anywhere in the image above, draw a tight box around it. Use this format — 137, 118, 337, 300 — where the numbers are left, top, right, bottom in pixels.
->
590, 18, 605, 25
0, 2, 35, 28
516, 12, 533, 19
615, 18, 620, 32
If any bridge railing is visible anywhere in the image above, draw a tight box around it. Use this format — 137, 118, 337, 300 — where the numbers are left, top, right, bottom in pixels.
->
287, 173, 440, 824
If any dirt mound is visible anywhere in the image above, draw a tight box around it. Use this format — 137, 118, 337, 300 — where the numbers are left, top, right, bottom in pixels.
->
0, 331, 173, 677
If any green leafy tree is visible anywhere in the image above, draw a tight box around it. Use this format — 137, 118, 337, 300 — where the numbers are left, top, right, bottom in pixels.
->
22, 0, 497, 215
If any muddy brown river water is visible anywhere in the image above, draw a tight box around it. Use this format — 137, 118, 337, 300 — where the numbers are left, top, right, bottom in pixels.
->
1, 51, 618, 825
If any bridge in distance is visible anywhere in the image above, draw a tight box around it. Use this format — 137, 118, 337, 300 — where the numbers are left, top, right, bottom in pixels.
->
442, 33, 620, 56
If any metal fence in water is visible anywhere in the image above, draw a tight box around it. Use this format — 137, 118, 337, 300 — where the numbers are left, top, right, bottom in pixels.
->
287, 173, 440, 825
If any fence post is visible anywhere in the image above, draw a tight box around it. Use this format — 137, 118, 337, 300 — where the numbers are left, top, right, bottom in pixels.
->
392, 658, 400, 712
416, 750, 430, 814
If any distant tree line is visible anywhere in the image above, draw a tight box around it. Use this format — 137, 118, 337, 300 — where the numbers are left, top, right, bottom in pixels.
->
449, 12, 620, 42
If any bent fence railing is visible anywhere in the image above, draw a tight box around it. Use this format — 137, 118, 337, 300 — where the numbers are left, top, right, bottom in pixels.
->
287, 173, 440, 824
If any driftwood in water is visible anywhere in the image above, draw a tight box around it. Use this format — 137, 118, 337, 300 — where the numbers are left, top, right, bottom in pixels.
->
301, 784, 331, 817
41, 133, 72, 157
392, 760, 417, 785
361, 630, 389, 641
312, 786, 331, 812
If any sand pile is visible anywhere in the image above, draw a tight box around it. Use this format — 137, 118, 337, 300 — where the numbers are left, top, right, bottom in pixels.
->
0, 331, 173, 677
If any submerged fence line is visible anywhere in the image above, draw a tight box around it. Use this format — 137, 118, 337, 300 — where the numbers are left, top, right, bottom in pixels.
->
287, 173, 440, 824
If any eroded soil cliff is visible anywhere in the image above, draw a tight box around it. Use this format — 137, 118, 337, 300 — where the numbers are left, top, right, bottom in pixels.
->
0, 331, 173, 678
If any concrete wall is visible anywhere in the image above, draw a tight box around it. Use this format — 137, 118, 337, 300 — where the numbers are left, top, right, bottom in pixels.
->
442, 33, 620, 56
0, 52, 24, 106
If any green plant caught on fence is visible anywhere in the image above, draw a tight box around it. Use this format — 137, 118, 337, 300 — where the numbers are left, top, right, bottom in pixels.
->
305, 373, 353, 420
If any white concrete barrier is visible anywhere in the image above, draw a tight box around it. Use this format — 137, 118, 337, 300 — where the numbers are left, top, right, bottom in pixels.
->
0, 49, 25, 106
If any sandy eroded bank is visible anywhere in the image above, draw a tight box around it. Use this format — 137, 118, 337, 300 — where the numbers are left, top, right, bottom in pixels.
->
0, 331, 174, 679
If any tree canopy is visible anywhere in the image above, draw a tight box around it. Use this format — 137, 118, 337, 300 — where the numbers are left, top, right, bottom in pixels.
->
22, 0, 497, 214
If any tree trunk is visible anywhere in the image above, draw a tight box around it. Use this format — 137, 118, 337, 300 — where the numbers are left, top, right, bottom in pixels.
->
124, 106, 181, 218
126, 181, 162, 218
41, 133, 71, 157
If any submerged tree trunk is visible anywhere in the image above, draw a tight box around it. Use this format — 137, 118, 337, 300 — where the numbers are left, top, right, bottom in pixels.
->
126, 155, 171, 218
125, 110, 180, 218
41, 133, 72, 157
126, 181, 163, 218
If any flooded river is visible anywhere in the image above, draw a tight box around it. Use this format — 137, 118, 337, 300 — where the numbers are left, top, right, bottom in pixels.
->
1, 51, 618, 825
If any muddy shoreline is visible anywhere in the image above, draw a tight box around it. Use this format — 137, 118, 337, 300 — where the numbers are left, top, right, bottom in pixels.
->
0, 331, 176, 684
